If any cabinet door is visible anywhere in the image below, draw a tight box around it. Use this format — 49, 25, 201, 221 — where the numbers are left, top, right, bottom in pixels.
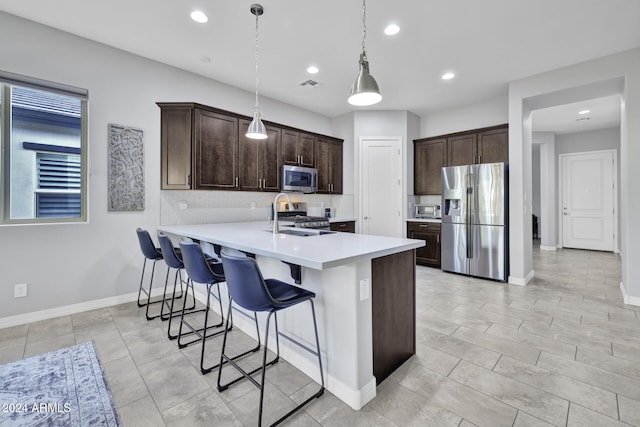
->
330, 140, 343, 194
407, 222, 441, 267
282, 130, 315, 166
447, 133, 477, 166
477, 127, 508, 164
194, 109, 238, 190
298, 132, 315, 167
315, 138, 343, 194
261, 126, 281, 191
161, 107, 192, 189
281, 129, 299, 165
315, 138, 332, 193
414, 138, 446, 195
239, 121, 281, 191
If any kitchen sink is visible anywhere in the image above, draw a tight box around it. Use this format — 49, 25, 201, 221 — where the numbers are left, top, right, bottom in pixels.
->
266, 229, 336, 237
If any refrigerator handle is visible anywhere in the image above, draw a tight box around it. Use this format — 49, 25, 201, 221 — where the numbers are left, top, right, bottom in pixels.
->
466, 167, 473, 260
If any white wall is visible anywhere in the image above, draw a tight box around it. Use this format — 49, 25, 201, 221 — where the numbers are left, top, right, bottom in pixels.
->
533, 132, 557, 249
420, 95, 508, 137
509, 47, 640, 300
531, 145, 541, 222
0, 12, 334, 320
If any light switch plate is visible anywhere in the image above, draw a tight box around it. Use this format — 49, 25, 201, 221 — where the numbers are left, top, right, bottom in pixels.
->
359, 279, 370, 301
14, 283, 28, 298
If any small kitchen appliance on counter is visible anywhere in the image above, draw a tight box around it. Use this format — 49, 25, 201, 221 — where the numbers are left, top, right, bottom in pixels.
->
415, 203, 441, 219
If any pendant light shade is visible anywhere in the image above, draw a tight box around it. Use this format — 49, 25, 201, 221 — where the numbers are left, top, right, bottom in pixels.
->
246, 4, 268, 140
348, 53, 382, 106
246, 108, 268, 139
348, 0, 381, 106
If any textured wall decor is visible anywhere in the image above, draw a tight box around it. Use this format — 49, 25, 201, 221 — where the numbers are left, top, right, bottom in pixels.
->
108, 124, 144, 211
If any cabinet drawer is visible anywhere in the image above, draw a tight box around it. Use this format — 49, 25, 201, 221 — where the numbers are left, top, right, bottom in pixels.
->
330, 221, 355, 233
407, 222, 441, 232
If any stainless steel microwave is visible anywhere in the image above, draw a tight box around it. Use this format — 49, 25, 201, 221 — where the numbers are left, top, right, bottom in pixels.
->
281, 165, 318, 193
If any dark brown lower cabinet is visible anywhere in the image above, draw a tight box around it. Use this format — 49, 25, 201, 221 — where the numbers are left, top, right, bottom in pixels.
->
371, 249, 416, 384
329, 221, 355, 233
407, 221, 441, 268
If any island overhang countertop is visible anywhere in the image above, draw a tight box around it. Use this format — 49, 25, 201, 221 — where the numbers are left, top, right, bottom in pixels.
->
160, 221, 425, 270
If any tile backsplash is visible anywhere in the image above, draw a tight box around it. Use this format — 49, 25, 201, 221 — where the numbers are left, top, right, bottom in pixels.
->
160, 190, 354, 225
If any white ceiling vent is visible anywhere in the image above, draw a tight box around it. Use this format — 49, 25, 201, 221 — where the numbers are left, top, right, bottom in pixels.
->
300, 79, 320, 87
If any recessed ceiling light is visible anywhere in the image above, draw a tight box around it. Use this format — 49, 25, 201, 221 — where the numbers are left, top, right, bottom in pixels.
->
578, 109, 590, 115
441, 72, 456, 80
190, 10, 208, 23
307, 66, 319, 74
384, 24, 400, 36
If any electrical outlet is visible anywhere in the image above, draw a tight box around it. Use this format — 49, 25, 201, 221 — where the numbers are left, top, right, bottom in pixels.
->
179, 201, 188, 210
14, 283, 28, 298
250, 201, 256, 209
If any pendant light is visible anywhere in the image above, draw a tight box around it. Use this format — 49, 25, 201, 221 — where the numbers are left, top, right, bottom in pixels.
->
348, 0, 382, 106
246, 4, 268, 139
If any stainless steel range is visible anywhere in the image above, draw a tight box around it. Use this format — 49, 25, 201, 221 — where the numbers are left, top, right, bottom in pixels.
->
290, 215, 330, 230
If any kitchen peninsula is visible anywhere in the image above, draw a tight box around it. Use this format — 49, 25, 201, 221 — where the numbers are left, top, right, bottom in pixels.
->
159, 221, 424, 410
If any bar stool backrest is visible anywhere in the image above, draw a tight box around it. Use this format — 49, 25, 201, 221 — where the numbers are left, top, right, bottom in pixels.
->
220, 248, 274, 312
157, 233, 182, 269
179, 241, 224, 284
136, 228, 162, 260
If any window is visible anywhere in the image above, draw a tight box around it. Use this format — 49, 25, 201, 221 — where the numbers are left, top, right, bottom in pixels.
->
0, 71, 88, 224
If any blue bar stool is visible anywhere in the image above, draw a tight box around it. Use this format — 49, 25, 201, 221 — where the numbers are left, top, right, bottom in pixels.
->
136, 228, 170, 321
179, 241, 261, 374
217, 248, 324, 426
157, 233, 196, 340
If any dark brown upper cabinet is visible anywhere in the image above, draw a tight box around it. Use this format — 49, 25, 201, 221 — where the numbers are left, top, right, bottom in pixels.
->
447, 133, 478, 167
158, 102, 342, 193
160, 105, 192, 190
282, 129, 314, 167
315, 137, 343, 194
194, 109, 239, 190
477, 126, 509, 164
414, 138, 446, 195
238, 120, 281, 192
413, 124, 508, 195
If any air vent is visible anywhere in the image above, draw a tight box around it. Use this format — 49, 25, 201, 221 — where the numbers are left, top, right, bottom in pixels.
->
299, 79, 319, 87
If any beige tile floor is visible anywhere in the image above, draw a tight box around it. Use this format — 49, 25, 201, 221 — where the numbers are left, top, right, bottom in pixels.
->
1, 245, 639, 426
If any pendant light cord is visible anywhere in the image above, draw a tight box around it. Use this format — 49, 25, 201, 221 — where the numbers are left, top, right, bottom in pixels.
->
361, 0, 367, 60
254, 10, 260, 109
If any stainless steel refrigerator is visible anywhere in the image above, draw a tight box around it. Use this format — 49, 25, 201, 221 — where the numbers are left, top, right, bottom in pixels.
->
441, 162, 508, 281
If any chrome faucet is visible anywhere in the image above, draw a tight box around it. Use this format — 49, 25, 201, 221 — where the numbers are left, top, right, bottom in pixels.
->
273, 192, 294, 234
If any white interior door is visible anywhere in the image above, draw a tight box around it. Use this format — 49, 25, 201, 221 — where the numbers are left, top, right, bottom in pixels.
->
360, 137, 402, 237
561, 150, 615, 251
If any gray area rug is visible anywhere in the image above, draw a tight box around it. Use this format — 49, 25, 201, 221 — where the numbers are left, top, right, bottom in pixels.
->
0, 341, 120, 426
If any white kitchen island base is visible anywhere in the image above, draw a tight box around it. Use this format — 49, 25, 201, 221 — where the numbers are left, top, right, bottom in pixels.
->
160, 222, 423, 410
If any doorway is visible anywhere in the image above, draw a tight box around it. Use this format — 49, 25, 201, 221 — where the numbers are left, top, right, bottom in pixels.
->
559, 149, 617, 251
358, 137, 403, 237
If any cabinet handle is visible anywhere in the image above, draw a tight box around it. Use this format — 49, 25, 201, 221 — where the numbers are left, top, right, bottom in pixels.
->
437, 234, 440, 244
478, 154, 482, 163
419, 224, 430, 228
262, 178, 266, 188
338, 223, 347, 228
235, 177, 239, 187
186, 173, 191, 186
258, 179, 262, 189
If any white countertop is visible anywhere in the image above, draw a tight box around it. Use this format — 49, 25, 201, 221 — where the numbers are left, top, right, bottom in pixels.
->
160, 221, 424, 270
406, 218, 442, 223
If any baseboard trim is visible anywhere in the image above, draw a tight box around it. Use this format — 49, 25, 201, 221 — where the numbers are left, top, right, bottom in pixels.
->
509, 270, 535, 286
620, 282, 640, 307
0, 292, 142, 329
539, 245, 557, 251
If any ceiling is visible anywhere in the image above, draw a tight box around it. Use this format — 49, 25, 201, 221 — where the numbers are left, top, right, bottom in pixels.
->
1, 0, 638, 134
